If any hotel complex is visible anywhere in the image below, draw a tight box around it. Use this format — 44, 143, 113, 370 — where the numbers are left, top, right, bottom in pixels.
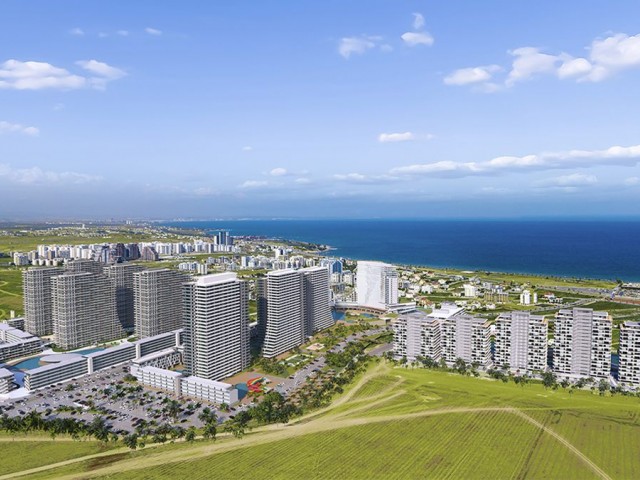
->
355, 261, 398, 310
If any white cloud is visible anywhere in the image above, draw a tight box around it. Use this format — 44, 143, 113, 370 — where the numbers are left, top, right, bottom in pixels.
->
448, 32, 640, 90
145, 27, 162, 36
390, 144, 640, 178
506, 47, 559, 86
295, 178, 311, 184
242, 146, 253, 151
624, 176, 639, 186
378, 132, 415, 143
116, 30, 129, 37
0, 60, 86, 90
240, 180, 268, 188
0, 59, 125, 90
412, 13, 425, 30
69, 28, 84, 36
444, 65, 501, 86
338, 36, 379, 59
270, 168, 287, 176
333, 173, 399, 184
0, 163, 101, 185
537, 173, 598, 187
76, 60, 126, 80
401, 31, 434, 47
0, 121, 39, 136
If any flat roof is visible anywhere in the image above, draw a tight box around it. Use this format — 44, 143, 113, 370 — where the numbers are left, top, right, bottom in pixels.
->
84, 343, 135, 358
194, 272, 237, 286
182, 375, 234, 390
0, 368, 13, 378
267, 268, 298, 277
138, 365, 183, 378
26, 357, 87, 375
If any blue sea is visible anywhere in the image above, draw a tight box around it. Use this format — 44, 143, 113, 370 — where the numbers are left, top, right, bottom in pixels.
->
162, 220, 640, 281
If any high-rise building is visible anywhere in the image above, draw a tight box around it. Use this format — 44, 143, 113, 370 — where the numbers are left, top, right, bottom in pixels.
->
441, 313, 492, 367
355, 261, 398, 310
301, 266, 333, 336
66, 259, 104, 274
494, 311, 548, 373
618, 321, 640, 388
554, 308, 612, 379
258, 269, 305, 358
182, 273, 250, 381
22, 267, 64, 336
126, 244, 141, 260
103, 264, 145, 331
141, 246, 159, 262
52, 272, 124, 350
133, 269, 188, 338
393, 311, 441, 362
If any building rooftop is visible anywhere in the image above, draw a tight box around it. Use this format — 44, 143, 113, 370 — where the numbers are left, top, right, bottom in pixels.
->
194, 272, 237, 286
139, 365, 183, 378
182, 375, 234, 390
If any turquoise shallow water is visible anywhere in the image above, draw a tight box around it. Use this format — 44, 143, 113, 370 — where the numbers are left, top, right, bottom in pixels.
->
164, 219, 640, 281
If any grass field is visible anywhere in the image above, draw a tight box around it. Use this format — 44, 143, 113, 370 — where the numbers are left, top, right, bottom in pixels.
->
9, 360, 640, 480
0, 267, 24, 318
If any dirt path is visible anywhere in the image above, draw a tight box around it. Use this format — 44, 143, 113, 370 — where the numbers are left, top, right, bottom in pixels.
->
512, 409, 612, 480
6, 362, 613, 480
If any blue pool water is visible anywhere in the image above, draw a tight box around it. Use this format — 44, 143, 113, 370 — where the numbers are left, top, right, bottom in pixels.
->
235, 383, 248, 400
9, 347, 106, 372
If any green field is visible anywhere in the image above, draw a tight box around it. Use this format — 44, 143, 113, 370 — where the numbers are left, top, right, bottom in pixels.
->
0, 267, 24, 318
10, 361, 640, 479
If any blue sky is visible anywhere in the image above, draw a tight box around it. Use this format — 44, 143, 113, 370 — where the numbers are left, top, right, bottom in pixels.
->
1, 0, 640, 219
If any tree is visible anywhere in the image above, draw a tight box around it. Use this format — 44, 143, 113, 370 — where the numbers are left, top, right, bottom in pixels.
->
598, 379, 610, 396
123, 433, 139, 450
542, 371, 557, 390
185, 426, 197, 443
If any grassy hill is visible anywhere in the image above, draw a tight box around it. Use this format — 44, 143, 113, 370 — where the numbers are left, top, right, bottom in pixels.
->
9, 360, 640, 479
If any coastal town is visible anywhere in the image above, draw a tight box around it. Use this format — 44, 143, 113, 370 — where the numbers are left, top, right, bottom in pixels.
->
0, 223, 640, 452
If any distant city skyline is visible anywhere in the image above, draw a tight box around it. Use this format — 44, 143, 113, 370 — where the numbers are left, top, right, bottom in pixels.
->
1, 1, 640, 219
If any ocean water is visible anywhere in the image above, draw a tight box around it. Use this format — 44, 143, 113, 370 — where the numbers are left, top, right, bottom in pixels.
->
163, 220, 640, 281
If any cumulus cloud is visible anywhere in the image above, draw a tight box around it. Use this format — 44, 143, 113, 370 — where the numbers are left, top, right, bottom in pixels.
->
446, 32, 640, 90
338, 36, 379, 59
0, 121, 39, 136
506, 47, 559, 86
240, 180, 268, 188
0, 59, 125, 90
444, 65, 501, 86
390, 144, 640, 178
378, 132, 415, 143
0, 163, 101, 185
69, 27, 84, 36
270, 168, 287, 176
145, 27, 162, 36
242, 146, 253, 151
412, 13, 425, 30
401, 31, 434, 47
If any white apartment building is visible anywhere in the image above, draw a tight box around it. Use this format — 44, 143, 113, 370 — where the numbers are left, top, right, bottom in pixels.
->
182, 273, 250, 381
0, 368, 15, 394
441, 313, 492, 367
355, 261, 398, 310
52, 272, 124, 350
554, 307, 612, 379
618, 321, 640, 388
23, 267, 64, 336
463, 284, 477, 297
494, 311, 548, 373
258, 269, 305, 358
393, 311, 441, 362
133, 269, 189, 338
181, 376, 239, 404
301, 266, 334, 336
